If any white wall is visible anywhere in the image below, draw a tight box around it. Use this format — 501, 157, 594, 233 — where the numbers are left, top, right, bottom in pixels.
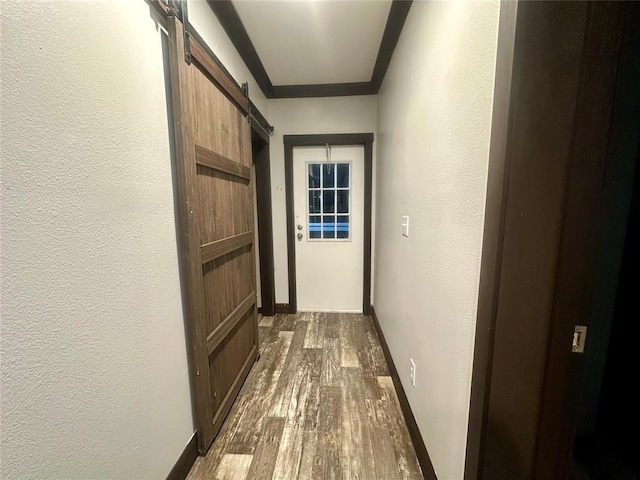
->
188, 0, 268, 114
267, 96, 378, 304
0, 2, 194, 478
374, 2, 500, 479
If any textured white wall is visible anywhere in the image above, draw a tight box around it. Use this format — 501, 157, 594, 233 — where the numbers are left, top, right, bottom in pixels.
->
0, 1, 194, 478
374, 2, 499, 479
267, 96, 378, 304
188, 0, 268, 114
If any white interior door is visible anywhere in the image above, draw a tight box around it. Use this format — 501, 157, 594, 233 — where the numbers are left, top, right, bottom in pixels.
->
293, 145, 364, 312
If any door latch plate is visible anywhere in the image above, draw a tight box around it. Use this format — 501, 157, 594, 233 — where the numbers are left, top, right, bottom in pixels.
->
572, 325, 587, 353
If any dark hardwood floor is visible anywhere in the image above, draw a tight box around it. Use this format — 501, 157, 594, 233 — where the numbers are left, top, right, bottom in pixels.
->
186, 312, 423, 479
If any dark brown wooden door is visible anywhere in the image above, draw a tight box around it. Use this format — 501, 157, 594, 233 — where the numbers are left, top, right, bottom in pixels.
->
166, 17, 258, 454
468, 2, 639, 479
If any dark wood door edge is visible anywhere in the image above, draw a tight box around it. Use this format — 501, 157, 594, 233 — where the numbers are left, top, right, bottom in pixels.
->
166, 432, 198, 480
252, 126, 276, 317
283, 133, 374, 314
363, 141, 373, 315
275, 303, 290, 315
165, 16, 216, 453
284, 140, 298, 313
463, 2, 518, 478
370, 307, 437, 480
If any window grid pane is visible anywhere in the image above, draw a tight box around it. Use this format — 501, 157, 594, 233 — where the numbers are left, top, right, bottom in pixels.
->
307, 162, 350, 240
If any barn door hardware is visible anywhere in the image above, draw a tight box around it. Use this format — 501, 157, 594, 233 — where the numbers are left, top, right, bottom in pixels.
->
164, 0, 191, 63
181, 0, 191, 64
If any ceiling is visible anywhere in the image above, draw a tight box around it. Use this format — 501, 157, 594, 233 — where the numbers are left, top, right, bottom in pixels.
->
207, 0, 412, 98
233, 0, 392, 86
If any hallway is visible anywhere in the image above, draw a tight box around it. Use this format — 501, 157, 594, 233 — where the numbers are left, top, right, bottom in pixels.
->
186, 313, 422, 479
0, 1, 516, 478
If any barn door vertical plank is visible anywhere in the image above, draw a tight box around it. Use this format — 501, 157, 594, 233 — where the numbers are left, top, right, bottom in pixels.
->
166, 16, 215, 453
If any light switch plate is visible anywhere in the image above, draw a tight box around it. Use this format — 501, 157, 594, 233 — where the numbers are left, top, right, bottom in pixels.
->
402, 216, 409, 237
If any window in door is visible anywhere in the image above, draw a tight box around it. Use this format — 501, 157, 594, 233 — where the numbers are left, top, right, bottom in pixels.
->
307, 162, 350, 240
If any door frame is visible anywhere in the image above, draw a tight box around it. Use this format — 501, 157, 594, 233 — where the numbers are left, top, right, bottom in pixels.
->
284, 133, 374, 315
250, 108, 276, 317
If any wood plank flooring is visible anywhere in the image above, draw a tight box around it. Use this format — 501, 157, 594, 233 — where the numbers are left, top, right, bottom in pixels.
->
187, 312, 423, 480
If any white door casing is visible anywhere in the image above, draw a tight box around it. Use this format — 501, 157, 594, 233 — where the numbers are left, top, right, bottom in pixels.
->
293, 145, 364, 312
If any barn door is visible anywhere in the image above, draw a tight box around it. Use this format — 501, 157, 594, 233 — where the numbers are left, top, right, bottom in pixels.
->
166, 17, 258, 454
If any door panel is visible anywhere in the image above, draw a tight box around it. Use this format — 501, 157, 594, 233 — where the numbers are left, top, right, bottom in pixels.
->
209, 308, 255, 417
293, 145, 364, 312
166, 17, 258, 454
196, 168, 253, 244
201, 248, 254, 334
474, 2, 630, 479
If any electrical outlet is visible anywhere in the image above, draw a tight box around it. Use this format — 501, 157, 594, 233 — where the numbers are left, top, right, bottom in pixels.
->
402, 216, 410, 237
410, 358, 416, 387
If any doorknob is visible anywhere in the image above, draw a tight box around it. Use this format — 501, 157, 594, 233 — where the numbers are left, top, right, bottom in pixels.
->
297, 232, 303, 241
297, 224, 303, 231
